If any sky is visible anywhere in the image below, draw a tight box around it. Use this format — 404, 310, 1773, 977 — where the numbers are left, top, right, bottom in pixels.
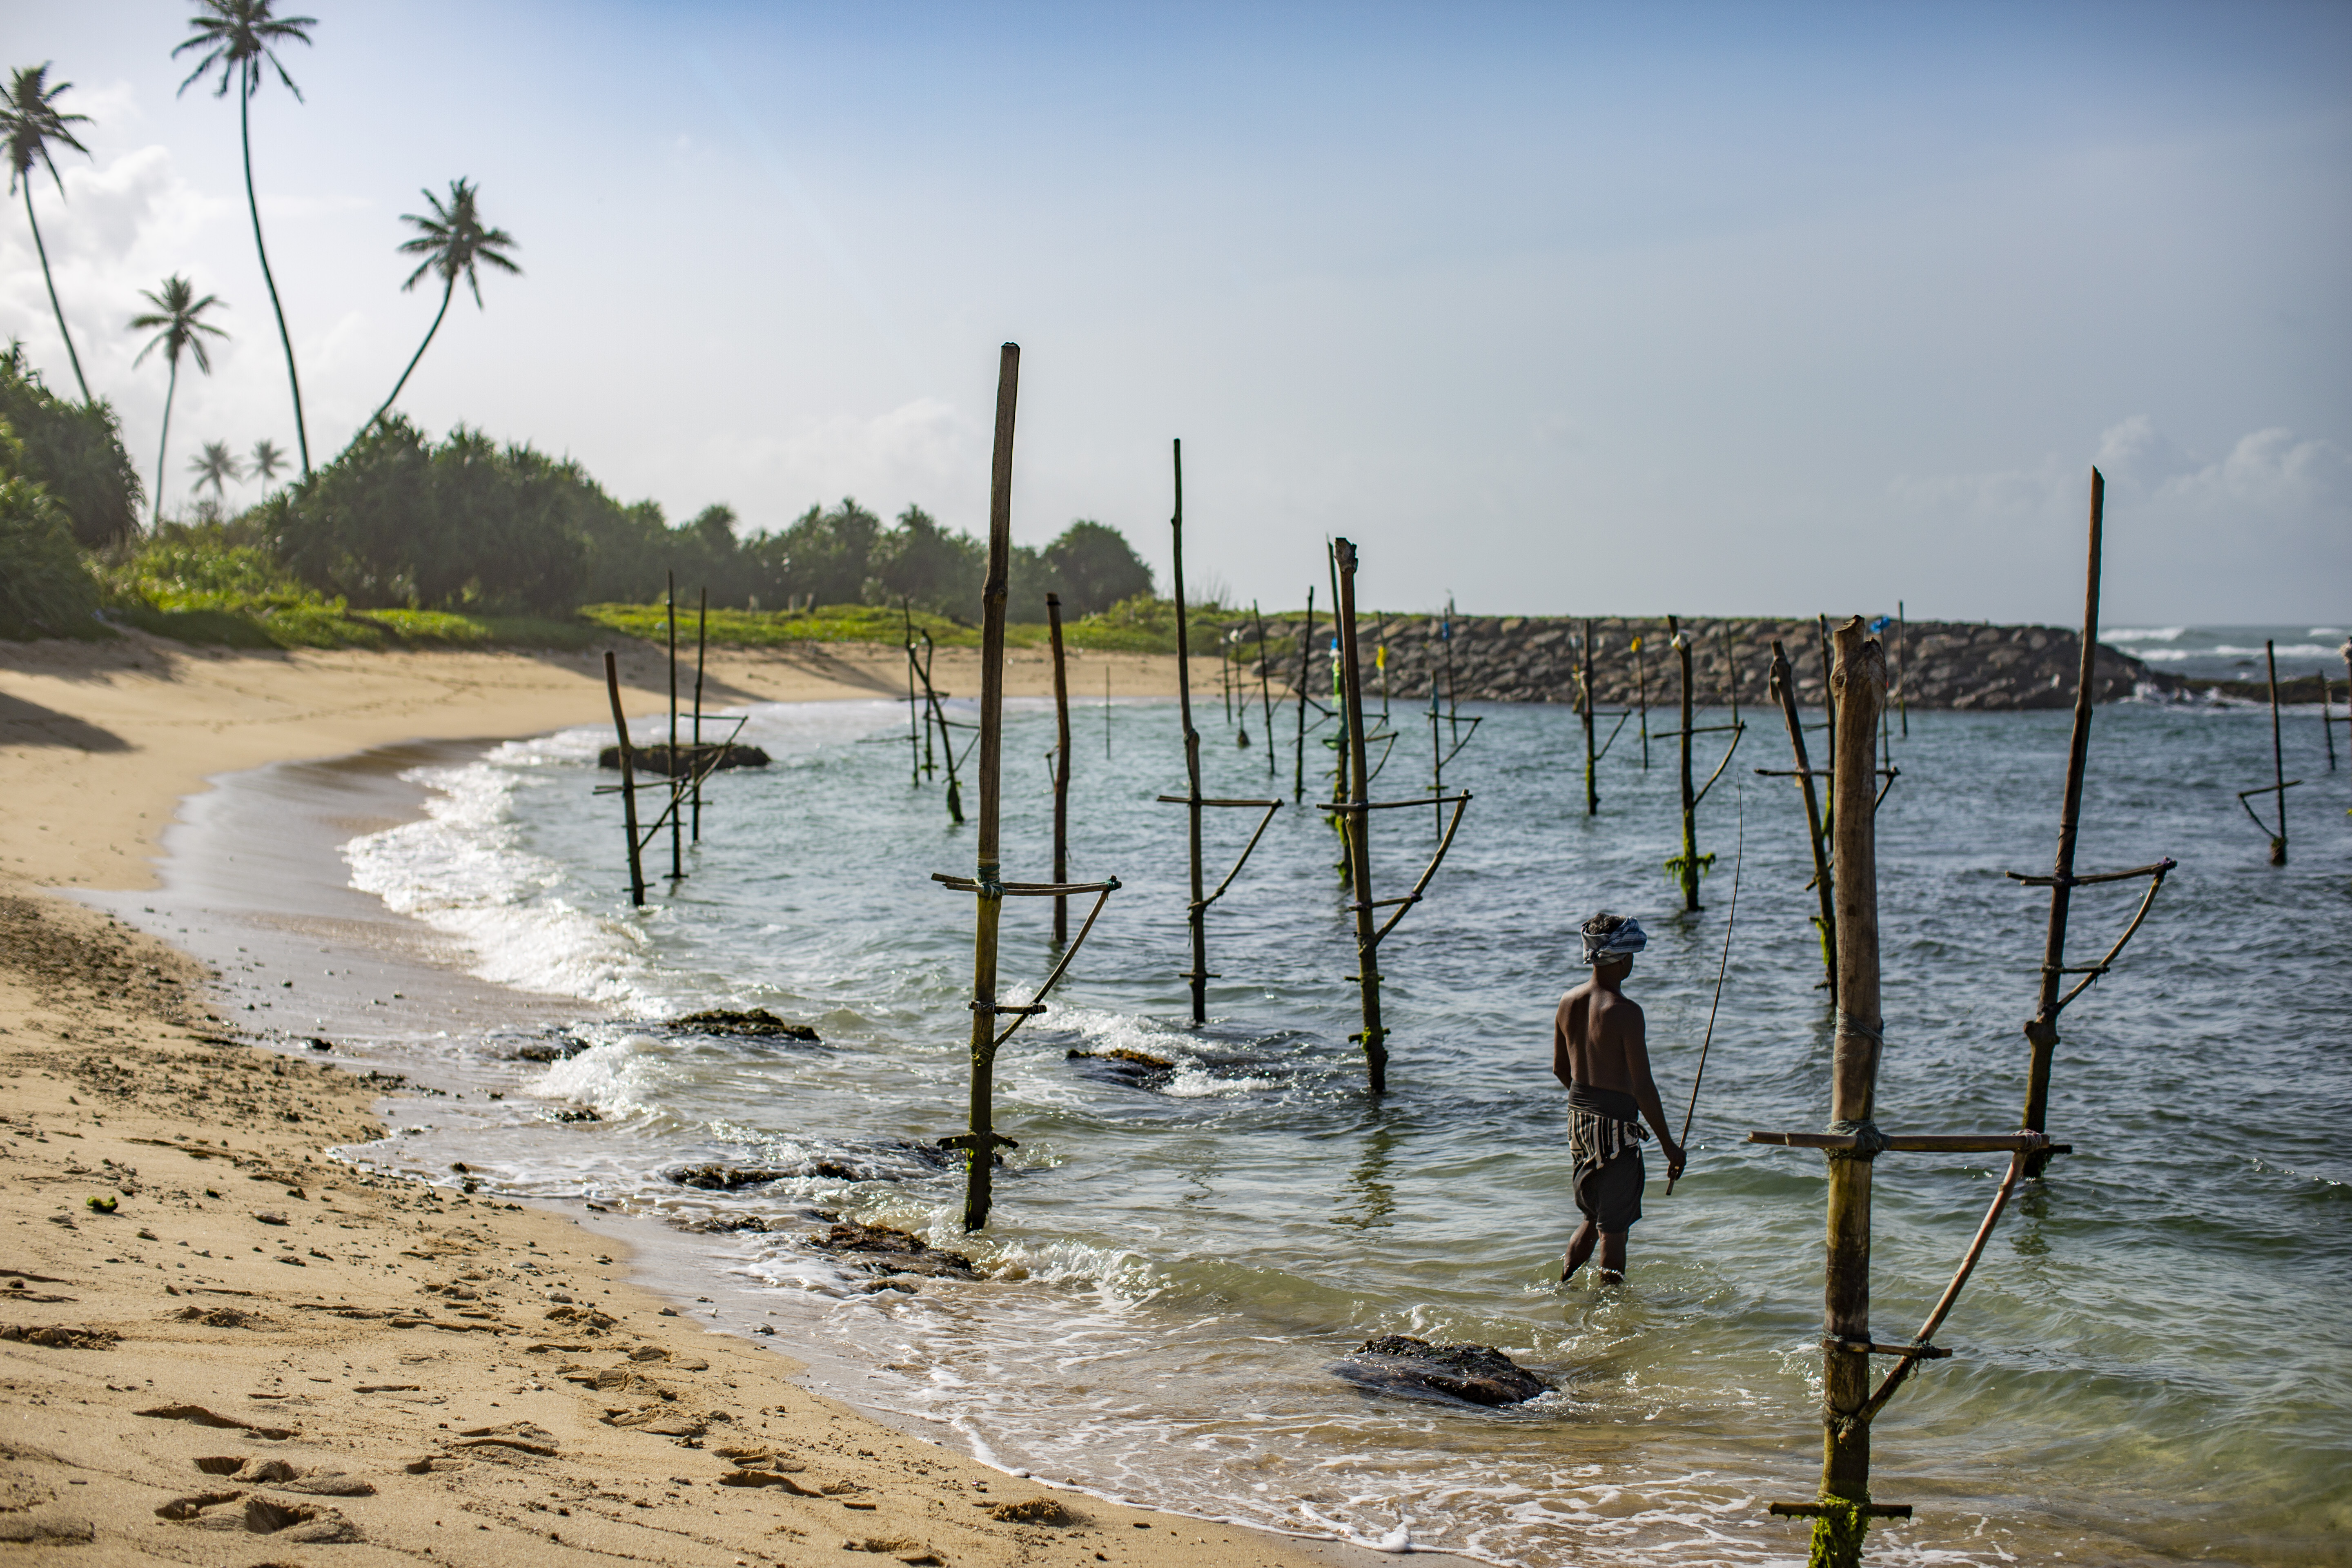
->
4, 0, 2347, 623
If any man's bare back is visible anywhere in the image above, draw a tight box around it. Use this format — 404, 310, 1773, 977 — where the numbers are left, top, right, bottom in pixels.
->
1554, 914, 1685, 1284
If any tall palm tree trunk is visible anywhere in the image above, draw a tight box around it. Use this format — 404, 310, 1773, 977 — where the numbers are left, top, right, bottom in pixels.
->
361, 274, 453, 443
151, 358, 178, 530
21, 183, 91, 405
241, 73, 308, 476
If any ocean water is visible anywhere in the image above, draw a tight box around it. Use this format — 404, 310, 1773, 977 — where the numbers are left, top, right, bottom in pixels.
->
2100, 623, 2349, 685
307, 684, 2348, 1566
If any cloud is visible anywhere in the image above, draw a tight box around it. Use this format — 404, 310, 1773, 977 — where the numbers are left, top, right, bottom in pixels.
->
703, 397, 982, 531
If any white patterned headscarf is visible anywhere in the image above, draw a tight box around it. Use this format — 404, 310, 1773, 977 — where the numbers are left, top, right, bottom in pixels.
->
1580, 913, 1647, 968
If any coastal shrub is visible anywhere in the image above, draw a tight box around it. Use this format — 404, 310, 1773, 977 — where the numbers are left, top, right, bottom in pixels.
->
0, 418, 100, 640
0, 344, 143, 550
1043, 519, 1154, 616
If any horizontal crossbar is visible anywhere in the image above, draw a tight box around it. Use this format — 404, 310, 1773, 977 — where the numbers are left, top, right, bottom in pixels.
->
1767, 1502, 1913, 1520
1316, 792, 1473, 813
969, 1001, 1048, 1017
2237, 782, 2303, 799
1154, 795, 1286, 808
1825, 1338, 1952, 1359
1748, 1130, 2071, 1154
1755, 766, 1898, 780
931, 873, 1124, 896
2005, 858, 2177, 888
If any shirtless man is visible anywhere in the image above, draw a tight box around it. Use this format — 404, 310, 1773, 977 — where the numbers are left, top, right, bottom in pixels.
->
1552, 911, 1686, 1284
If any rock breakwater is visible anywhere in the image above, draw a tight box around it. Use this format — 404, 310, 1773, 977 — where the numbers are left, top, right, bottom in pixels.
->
1228, 615, 2170, 710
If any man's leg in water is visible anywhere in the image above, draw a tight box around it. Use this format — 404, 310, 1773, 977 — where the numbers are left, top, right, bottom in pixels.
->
1561, 1219, 1598, 1282
1596, 1229, 1628, 1283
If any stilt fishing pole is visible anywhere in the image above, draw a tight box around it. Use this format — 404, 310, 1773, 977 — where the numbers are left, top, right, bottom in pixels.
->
1667, 786, 1742, 1197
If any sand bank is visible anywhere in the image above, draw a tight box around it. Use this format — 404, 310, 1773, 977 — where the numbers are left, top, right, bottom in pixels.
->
0, 632, 1178, 892
0, 637, 1426, 1568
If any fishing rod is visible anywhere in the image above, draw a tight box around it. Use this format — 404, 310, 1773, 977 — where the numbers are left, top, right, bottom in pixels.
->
1667, 784, 1742, 1196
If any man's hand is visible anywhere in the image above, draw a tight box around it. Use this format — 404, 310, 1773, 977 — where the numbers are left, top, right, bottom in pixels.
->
1661, 1138, 1687, 1182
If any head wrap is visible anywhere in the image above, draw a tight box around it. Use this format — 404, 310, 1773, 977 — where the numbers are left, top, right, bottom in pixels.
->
1580, 913, 1647, 968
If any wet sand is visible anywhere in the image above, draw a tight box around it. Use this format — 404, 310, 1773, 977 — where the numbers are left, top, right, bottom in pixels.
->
0, 634, 1440, 1568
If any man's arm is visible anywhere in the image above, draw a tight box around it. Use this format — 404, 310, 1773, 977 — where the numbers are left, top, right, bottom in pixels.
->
1620, 1004, 1686, 1176
1550, 992, 1578, 1090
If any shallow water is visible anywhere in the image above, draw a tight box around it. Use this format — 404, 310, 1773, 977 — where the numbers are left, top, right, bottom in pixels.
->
182, 684, 2352, 1564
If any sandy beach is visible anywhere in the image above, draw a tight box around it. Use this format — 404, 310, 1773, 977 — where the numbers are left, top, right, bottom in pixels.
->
0, 633, 1408, 1568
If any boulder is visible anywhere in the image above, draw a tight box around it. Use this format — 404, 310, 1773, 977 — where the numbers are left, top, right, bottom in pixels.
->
1334, 1335, 1548, 1406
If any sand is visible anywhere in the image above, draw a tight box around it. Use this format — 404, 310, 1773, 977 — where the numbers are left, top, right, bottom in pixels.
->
0, 634, 1415, 1568
1, 630, 1180, 892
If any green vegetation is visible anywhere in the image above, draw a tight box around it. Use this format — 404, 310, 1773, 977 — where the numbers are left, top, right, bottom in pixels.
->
2, 63, 95, 405
0, 344, 140, 547
0, 413, 98, 640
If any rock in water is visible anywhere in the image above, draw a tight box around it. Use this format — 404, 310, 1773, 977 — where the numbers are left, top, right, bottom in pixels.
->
664, 1008, 820, 1042
1334, 1335, 1549, 1406
597, 741, 770, 775
806, 1221, 982, 1281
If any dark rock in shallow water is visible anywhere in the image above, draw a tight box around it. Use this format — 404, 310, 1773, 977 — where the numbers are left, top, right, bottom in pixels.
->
597, 741, 770, 775
1335, 1335, 1549, 1406
667, 1140, 952, 1190
805, 1221, 981, 1280
508, 1036, 590, 1063
664, 1008, 820, 1042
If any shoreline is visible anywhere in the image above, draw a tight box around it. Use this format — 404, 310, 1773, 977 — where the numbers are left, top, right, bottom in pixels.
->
0, 641, 1457, 1567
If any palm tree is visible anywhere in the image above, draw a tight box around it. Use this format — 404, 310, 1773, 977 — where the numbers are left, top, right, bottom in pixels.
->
249, 436, 286, 484
2, 64, 95, 405
190, 439, 243, 500
355, 178, 520, 446
174, 1, 316, 477
129, 276, 228, 529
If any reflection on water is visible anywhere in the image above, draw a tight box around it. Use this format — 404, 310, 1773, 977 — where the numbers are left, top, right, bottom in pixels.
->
324, 692, 2348, 1566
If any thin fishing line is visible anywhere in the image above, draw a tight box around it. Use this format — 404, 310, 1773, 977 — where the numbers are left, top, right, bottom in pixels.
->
1670, 779, 1743, 1194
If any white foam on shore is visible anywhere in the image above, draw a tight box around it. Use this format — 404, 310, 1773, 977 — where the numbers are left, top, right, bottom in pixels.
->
343, 732, 657, 1006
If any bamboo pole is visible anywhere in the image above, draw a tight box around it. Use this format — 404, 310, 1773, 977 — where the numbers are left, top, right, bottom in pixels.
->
691, 588, 707, 844
1171, 440, 1212, 1024
1048, 592, 1071, 947
1672, 615, 1702, 913
1105, 665, 1111, 759
2265, 639, 2287, 865
1334, 538, 1385, 1093
1723, 623, 1740, 724
2341, 639, 2352, 769
958, 341, 1020, 1234
1294, 586, 1316, 803
1581, 618, 1599, 816
604, 651, 646, 908
666, 573, 683, 882
1769, 639, 1837, 997
2019, 471, 2104, 1174
1815, 615, 1887, 1565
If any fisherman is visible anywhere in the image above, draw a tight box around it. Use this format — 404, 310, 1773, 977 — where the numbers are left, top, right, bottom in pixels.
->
1553, 912, 1686, 1284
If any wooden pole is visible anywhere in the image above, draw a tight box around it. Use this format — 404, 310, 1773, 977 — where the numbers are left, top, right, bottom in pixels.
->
1815, 615, 1887, 1564
2341, 640, 2352, 771
1581, 618, 1599, 816
2321, 664, 2338, 773
1636, 632, 1650, 769
1334, 537, 1385, 1094
2019, 470, 2103, 1174
1771, 639, 1837, 998
604, 651, 646, 908
666, 572, 682, 882
1171, 440, 1211, 1025
1896, 600, 1909, 739
691, 587, 707, 844
1294, 586, 1316, 803
1817, 613, 1840, 760
2265, 639, 2287, 865
1105, 665, 1111, 759
1254, 601, 1275, 777
960, 341, 1019, 1234
1723, 623, 1741, 723
1047, 592, 1071, 947
1672, 615, 1702, 913
904, 599, 922, 786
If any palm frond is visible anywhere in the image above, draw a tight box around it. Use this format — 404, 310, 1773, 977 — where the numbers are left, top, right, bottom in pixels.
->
3, 64, 94, 196
173, 1, 317, 100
